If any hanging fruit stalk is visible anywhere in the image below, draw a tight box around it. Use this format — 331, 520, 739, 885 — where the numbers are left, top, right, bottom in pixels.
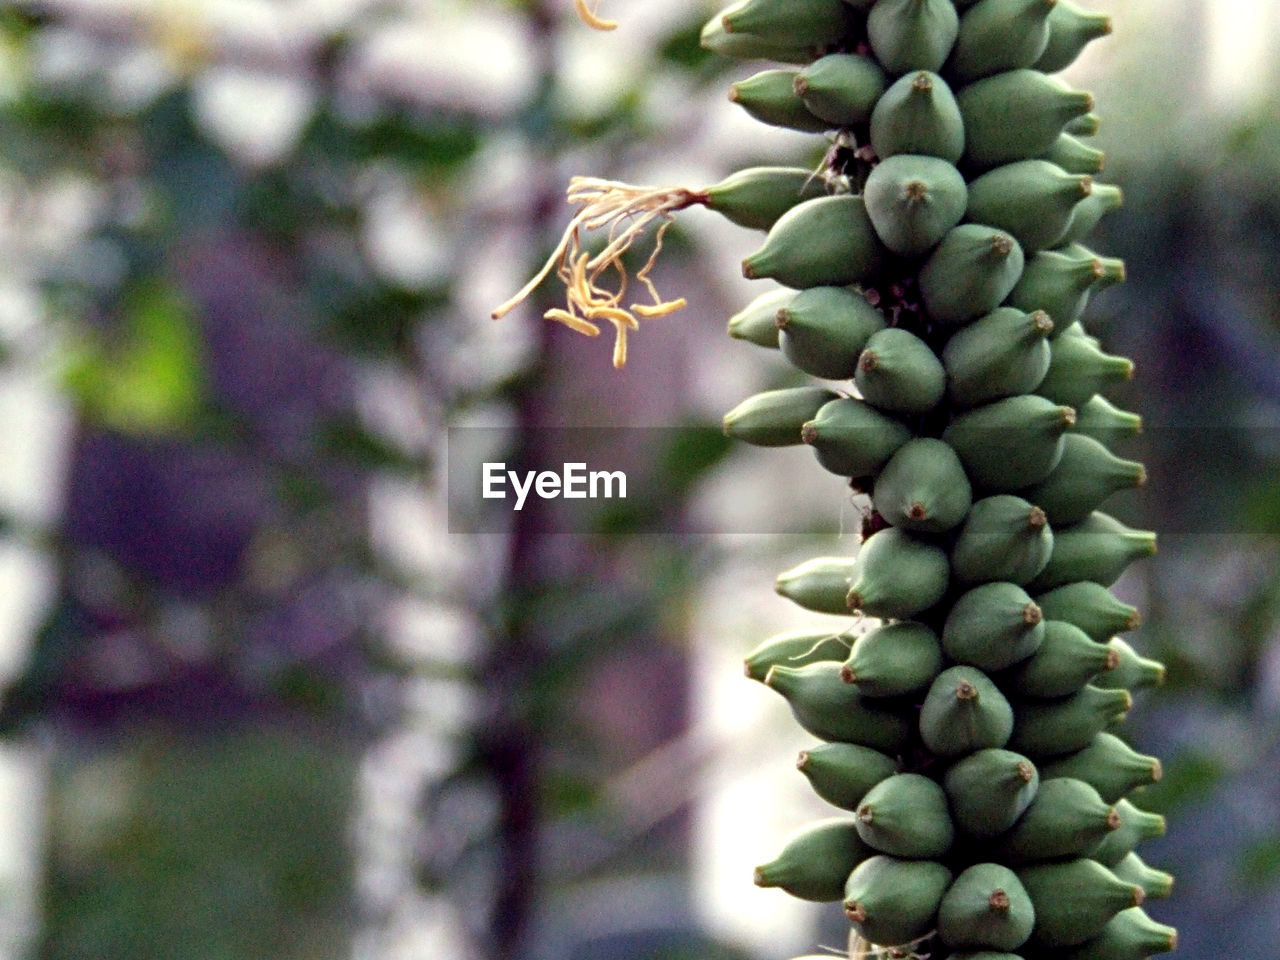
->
495, 0, 1173, 957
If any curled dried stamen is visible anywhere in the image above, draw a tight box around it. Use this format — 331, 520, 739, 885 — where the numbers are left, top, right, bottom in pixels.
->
573, 0, 617, 31
493, 177, 702, 368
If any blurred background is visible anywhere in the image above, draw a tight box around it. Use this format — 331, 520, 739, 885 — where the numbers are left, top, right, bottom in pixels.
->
0, 0, 1277, 958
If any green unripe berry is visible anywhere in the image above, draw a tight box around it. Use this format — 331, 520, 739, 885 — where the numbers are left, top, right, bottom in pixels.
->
943, 748, 1039, 837
1037, 731, 1163, 803
765, 662, 913, 750
794, 53, 887, 125
943, 308, 1054, 408
937, 862, 1036, 950
729, 69, 830, 133
754, 818, 874, 902
1008, 684, 1132, 757
705, 167, 830, 231
943, 581, 1046, 670
950, 494, 1054, 586
855, 326, 948, 414
723, 385, 838, 446
991, 776, 1119, 863
1033, 580, 1140, 643
870, 70, 966, 163
843, 856, 953, 948
1034, 0, 1113, 72
1027, 510, 1157, 591
864, 153, 969, 256
1091, 798, 1167, 867
802, 396, 913, 478
919, 224, 1025, 327
1097, 637, 1165, 691
872, 437, 973, 533
846, 527, 951, 618
775, 556, 859, 615
720, 0, 854, 49
867, 0, 960, 75
1017, 858, 1145, 947
1002, 619, 1118, 699
942, 394, 1075, 491
796, 741, 899, 810
948, 0, 1057, 84
841, 621, 944, 697
965, 159, 1094, 253
919, 665, 1014, 757
855, 772, 955, 857
1054, 907, 1177, 960
727, 288, 793, 348
957, 69, 1094, 169
777, 286, 885, 379
744, 629, 850, 682
743, 194, 888, 288
1110, 853, 1175, 900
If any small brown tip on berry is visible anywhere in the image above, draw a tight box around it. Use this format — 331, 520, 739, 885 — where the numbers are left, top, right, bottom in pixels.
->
956, 680, 978, 701
1017, 760, 1036, 783
1024, 602, 1043, 626
859, 350, 880, 372
1028, 506, 1048, 528
844, 902, 868, 924
1106, 808, 1122, 830
989, 890, 1011, 911
775, 309, 792, 330
1080, 176, 1094, 196
796, 751, 811, 772
905, 180, 929, 202
911, 72, 933, 93
801, 422, 818, 445
1032, 310, 1054, 335
991, 234, 1014, 256
1105, 647, 1121, 670
840, 665, 857, 685
908, 502, 928, 521
1061, 406, 1078, 427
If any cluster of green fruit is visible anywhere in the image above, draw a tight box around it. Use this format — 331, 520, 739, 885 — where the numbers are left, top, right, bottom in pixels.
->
705, 0, 1177, 957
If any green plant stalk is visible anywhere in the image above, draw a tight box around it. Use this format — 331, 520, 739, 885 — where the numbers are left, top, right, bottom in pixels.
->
496, 1, 1174, 957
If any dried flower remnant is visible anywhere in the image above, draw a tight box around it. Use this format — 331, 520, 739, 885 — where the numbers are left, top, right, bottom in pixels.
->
492, 178, 695, 368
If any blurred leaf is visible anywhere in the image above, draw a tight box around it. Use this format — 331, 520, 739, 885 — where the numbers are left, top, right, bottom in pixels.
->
1134, 748, 1226, 816
308, 107, 480, 180
324, 282, 448, 354
45, 728, 354, 960
1238, 835, 1280, 888
63, 280, 205, 434
316, 415, 423, 472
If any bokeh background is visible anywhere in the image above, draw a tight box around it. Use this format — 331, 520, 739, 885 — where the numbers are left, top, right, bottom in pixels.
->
0, 0, 1277, 958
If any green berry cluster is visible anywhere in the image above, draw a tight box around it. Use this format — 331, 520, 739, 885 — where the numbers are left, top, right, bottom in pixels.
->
709, 1, 1177, 957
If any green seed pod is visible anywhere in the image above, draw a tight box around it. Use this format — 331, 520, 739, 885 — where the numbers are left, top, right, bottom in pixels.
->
1035, 329, 1134, 408
1005, 245, 1105, 330
951, 495, 1054, 586
728, 288, 793, 348
723, 385, 839, 446
1017, 858, 1144, 947
1096, 637, 1165, 690
794, 53, 888, 125
866, 0, 960, 74
870, 70, 966, 163
1073, 395, 1142, 448
1037, 731, 1162, 803
938, 862, 1036, 950
842, 621, 944, 698
742, 194, 888, 288
965, 159, 1094, 253
942, 394, 1075, 491
1034, 0, 1113, 72
705, 167, 831, 231
943, 308, 1055, 407
1018, 432, 1146, 527
1042, 131, 1107, 175
1091, 799, 1167, 867
855, 327, 948, 414
720, 0, 854, 49
1027, 511, 1158, 592
1033, 580, 1140, 643
776, 556, 858, 615
797, 741, 900, 810
777, 285, 885, 378
1003, 619, 1117, 699
1056, 182, 1123, 246
1110, 852, 1175, 900
855, 772, 955, 857
863, 154, 969, 256
730, 69, 832, 133
956, 69, 1094, 170
947, 0, 1057, 83
802, 396, 914, 478
847, 527, 951, 618
699, 11, 820, 64
992, 776, 1119, 863
744, 629, 850, 682
843, 855, 953, 948
942, 581, 1046, 670
1054, 907, 1177, 960
919, 224, 1026, 327
1008, 684, 1132, 757
764, 663, 913, 751
1066, 111, 1102, 137
943, 748, 1039, 837
919, 665, 1014, 757
873, 437, 973, 533
754, 817, 875, 902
